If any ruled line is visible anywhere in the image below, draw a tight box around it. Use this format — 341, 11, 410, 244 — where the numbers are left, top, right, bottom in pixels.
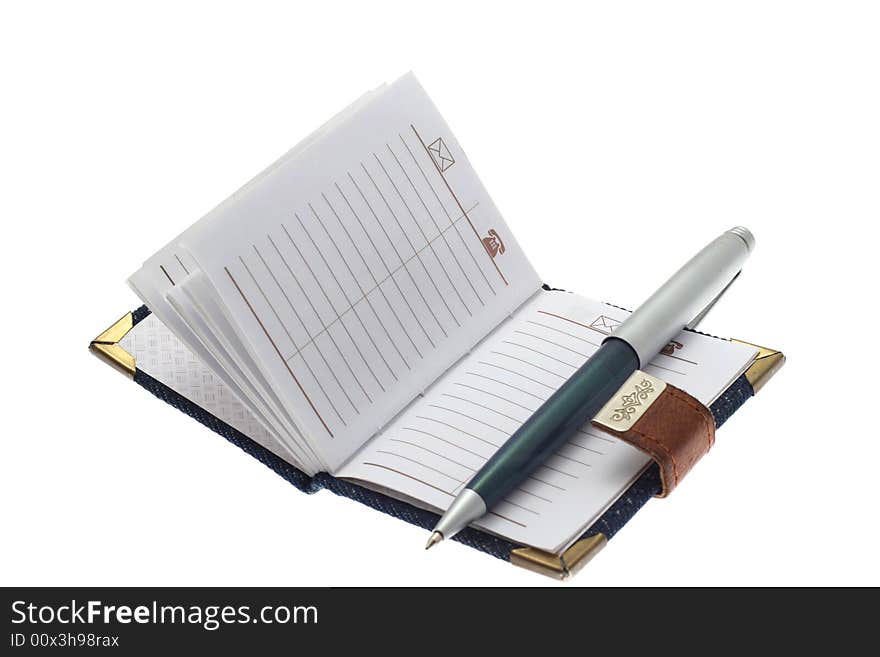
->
264, 236, 359, 416
245, 250, 349, 424
386, 142, 478, 315
578, 429, 616, 444
513, 329, 592, 359
540, 463, 578, 479
372, 152, 463, 327
464, 371, 546, 401
528, 474, 566, 492
174, 254, 190, 275
525, 319, 601, 348
415, 414, 501, 447
500, 499, 540, 516
501, 340, 579, 369
362, 462, 452, 496
321, 192, 409, 373
426, 404, 507, 438
489, 351, 566, 381
296, 210, 386, 392
241, 255, 297, 347
282, 220, 373, 404
402, 426, 487, 459
368, 438, 554, 522
488, 512, 527, 528
160, 265, 175, 286
410, 123, 509, 286
376, 450, 463, 483
441, 393, 523, 424
502, 340, 579, 370
566, 440, 605, 456
452, 382, 536, 412
399, 417, 556, 505
514, 487, 553, 503
661, 352, 698, 365
387, 438, 475, 471
537, 310, 609, 336
224, 266, 332, 436
553, 451, 592, 468
646, 362, 687, 376
335, 181, 426, 359
477, 360, 556, 390
348, 172, 439, 348
360, 163, 449, 338
398, 133, 492, 300
265, 182, 480, 366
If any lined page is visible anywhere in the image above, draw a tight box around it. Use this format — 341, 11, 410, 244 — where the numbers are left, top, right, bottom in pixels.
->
338, 291, 758, 553
177, 74, 541, 469
129, 84, 386, 372
127, 87, 389, 473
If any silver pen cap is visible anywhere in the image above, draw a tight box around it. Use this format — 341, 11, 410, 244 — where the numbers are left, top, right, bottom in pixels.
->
610, 227, 754, 367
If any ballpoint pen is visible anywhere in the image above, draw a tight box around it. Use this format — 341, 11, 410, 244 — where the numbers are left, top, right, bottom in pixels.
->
425, 226, 755, 549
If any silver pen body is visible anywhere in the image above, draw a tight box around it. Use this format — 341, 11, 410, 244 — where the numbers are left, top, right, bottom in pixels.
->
613, 226, 754, 367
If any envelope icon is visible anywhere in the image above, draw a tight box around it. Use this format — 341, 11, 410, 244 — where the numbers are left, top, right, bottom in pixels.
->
428, 137, 455, 172
590, 315, 621, 334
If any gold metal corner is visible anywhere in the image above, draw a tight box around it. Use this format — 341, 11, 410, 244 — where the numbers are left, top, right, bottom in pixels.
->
510, 533, 607, 580
93, 311, 135, 345
90, 312, 136, 378
733, 339, 786, 394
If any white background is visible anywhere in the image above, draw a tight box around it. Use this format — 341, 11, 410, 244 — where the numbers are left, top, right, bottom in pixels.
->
1, 1, 877, 586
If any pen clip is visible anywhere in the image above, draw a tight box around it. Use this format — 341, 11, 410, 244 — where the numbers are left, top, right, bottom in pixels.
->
686, 271, 740, 330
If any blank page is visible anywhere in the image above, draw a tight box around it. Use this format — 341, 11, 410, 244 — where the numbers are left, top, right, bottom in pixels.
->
338, 291, 757, 553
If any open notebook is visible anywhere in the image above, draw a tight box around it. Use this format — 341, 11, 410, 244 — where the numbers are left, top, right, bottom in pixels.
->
128, 73, 758, 554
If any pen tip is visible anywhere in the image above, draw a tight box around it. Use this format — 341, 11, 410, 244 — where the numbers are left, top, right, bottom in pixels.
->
425, 531, 443, 550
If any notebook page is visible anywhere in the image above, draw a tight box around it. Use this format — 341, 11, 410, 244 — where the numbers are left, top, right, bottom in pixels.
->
177, 74, 541, 470
167, 273, 325, 468
127, 88, 388, 473
129, 85, 385, 375
337, 291, 758, 553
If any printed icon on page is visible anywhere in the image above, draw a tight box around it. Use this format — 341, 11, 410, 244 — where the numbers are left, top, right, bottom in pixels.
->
482, 229, 505, 258
662, 340, 683, 356
428, 137, 455, 171
589, 315, 621, 334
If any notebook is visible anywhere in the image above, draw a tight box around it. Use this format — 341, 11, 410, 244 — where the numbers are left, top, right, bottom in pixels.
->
121, 73, 762, 557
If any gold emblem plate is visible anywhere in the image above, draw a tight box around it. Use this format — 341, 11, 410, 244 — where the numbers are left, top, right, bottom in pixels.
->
593, 370, 665, 433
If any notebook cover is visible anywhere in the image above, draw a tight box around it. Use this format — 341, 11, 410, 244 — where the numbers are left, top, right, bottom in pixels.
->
91, 298, 783, 579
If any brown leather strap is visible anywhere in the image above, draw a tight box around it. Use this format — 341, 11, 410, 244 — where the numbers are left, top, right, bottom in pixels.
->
592, 384, 715, 497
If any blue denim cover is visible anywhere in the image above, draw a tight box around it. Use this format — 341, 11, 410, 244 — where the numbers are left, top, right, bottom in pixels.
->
128, 304, 754, 561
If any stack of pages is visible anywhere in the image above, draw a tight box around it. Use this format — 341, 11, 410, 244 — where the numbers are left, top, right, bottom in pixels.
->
129, 74, 757, 553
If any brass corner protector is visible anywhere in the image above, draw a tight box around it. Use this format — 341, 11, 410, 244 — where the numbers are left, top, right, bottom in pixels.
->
89, 312, 136, 378
733, 339, 786, 394
510, 533, 608, 580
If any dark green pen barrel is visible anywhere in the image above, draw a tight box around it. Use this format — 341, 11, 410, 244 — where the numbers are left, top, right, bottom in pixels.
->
469, 337, 639, 508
